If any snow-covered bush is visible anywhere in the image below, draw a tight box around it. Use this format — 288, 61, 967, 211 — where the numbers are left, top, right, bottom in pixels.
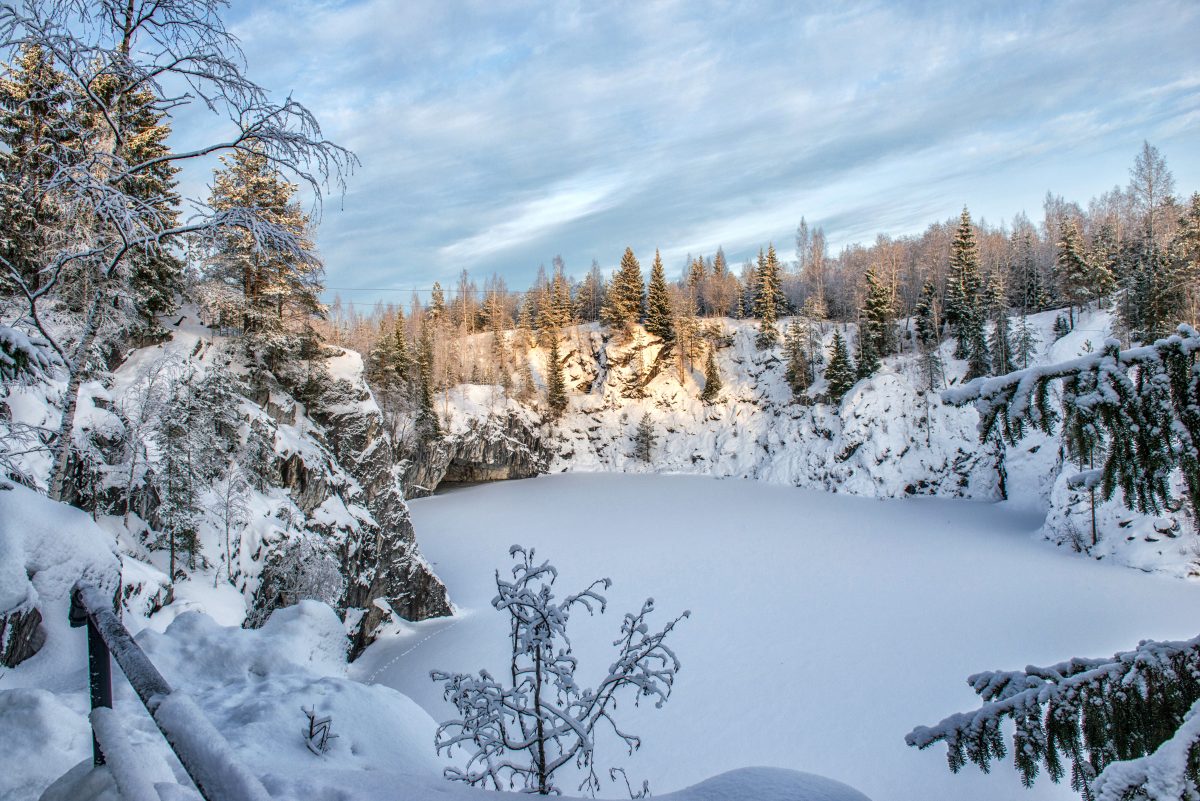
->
431, 545, 689, 795
248, 538, 346, 628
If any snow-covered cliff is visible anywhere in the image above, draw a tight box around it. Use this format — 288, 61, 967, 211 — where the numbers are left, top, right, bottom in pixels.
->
426, 309, 1199, 579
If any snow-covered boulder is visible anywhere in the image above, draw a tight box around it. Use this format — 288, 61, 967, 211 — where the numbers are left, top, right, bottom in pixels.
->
0, 481, 120, 666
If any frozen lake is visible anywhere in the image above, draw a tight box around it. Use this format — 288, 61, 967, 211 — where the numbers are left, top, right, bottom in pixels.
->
354, 473, 1200, 801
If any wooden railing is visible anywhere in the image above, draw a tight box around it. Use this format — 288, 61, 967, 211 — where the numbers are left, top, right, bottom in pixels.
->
69, 582, 272, 801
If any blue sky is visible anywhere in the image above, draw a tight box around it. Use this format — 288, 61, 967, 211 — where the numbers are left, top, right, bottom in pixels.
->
179, 1, 1200, 307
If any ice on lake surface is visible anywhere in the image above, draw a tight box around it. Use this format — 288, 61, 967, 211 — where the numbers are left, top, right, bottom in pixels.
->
354, 472, 1200, 801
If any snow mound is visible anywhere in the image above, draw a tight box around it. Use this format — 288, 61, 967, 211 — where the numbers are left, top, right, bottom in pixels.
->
24, 598, 872, 801
656, 767, 872, 801
0, 689, 90, 801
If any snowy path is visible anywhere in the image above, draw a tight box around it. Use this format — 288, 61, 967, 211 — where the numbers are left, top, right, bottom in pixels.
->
355, 473, 1200, 801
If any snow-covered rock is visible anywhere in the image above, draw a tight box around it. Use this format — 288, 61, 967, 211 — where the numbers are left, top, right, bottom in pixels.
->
0, 481, 120, 667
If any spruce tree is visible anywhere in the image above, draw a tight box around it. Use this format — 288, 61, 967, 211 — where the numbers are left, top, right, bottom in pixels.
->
699, 345, 722, 404
1012, 316, 1040, 368
1056, 218, 1090, 327
429, 282, 446, 322
945, 207, 984, 362
783, 321, 810, 400
0, 44, 72, 294
415, 317, 440, 439
859, 265, 893, 374
602, 247, 644, 336
546, 335, 567, 418
633, 413, 656, 462
986, 273, 1015, 375
1088, 219, 1119, 306
644, 249, 675, 343
754, 245, 783, 347
914, 281, 941, 351
824, 329, 857, 404
91, 77, 183, 331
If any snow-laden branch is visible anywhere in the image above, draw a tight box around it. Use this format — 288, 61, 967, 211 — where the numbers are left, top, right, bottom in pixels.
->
906, 632, 1200, 799
942, 325, 1200, 521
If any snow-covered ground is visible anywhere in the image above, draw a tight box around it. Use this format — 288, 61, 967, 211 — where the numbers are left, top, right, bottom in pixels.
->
357, 473, 1200, 801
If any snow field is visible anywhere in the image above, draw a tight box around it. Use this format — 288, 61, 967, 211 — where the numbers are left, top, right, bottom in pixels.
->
359, 473, 1200, 801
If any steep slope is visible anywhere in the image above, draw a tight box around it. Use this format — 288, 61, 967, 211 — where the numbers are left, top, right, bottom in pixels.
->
0, 309, 450, 664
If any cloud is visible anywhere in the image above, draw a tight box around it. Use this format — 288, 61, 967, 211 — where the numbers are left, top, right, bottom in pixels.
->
438, 171, 630, 264
168, 0, 1200, 298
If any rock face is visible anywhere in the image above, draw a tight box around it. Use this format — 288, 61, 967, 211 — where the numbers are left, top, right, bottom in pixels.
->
423, 323, 1002, 501
0, 607, 44, 668
402, 410, 550, 498
312, 364, 452, 654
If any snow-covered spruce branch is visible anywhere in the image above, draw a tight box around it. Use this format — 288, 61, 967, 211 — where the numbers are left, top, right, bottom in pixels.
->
431, 545, 689, 796
943, 325, 1200, 522
905, 633, 1200, 800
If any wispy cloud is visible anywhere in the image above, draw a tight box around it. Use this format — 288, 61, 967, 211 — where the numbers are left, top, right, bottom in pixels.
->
170, 0, 1200, 298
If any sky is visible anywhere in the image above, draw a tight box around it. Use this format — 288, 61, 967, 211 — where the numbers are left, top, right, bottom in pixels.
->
175, 0, 1200, 309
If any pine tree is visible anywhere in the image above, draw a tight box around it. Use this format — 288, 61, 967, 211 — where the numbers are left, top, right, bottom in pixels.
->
644, 249, 675, 343
699, 345, 722, 404
546, 335, 567, 418
1056, 218, 1090, 327
602, 248, 644, 336
824, 329, 857, 404
633, 413, 656, 462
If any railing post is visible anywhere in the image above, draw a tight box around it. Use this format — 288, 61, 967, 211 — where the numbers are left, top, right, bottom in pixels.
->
87, 617, 113, 766
71, 585, 113, 767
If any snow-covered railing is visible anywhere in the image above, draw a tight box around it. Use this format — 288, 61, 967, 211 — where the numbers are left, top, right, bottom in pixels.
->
69, 582, 272, 801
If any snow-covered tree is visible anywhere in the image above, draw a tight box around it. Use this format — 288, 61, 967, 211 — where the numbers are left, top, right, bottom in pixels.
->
431, 546, 688, 795
907, 631, 1200, 801
783, 321, 810, 400
824, 329, 856, 404
0, 0, 353, 503
945, 208, 983, 360
859, 265, 893, 373
211, 462, 249, 587
700, 345, 722, 404
1056, 218, 1090, 328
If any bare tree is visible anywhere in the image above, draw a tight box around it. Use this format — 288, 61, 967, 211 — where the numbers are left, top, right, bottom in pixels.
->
0, 0, 355, 501
432, 545, 688, 796
118, 352, 180, 525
